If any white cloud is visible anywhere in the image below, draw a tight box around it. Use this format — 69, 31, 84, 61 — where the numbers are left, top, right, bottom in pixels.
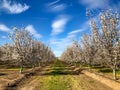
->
50, 20, 90, 57
68, 29, 85, 35
49, 4, 67, 12
50, 37, 72, 57
80, 0, 120, 12
25, 25, 42, 39
47, 0, 60, 6
0, 24, 11, 32
1, 36, 7, 39
1, 0, 29, 14
69, 20, 90, 36
50, 31, 78, 57
80, 0, 110, 9
45, 0, 67, 12
51, 15, 70, 36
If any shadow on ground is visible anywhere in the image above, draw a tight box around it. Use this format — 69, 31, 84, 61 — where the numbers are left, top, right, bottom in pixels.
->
35, 66, 82, 76
0, 73, 6, 76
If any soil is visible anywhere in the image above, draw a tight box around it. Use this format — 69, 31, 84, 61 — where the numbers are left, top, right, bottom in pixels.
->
8, 67, 112, 90
0, 63, 114, 90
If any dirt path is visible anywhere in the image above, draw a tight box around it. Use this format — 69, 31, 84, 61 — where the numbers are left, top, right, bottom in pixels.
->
0, 69, 24, 89
15, 61, 112, 90
17, 76, 39, 90
71, 75, 112, 90
16, 74, 112, 90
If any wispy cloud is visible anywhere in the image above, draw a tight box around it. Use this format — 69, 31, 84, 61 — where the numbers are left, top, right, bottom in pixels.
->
68, 29, 85, 35
1, 36, 7, 39
51, 15, 70, 36
50, 4, 66, 12
1, 0, 29, 14
50, 37, 72, 57
80, 0, 120, 13
80, 0, 110, 9
50, 30, 79, 57
70, 21, 90, 35
45, 0, 67, 12
47, 0, 60, 6
50, 20, 90, 57
25, 25, 42, 39
0, 24, 11, 32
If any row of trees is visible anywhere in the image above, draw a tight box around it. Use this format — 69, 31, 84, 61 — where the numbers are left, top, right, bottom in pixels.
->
60, 10, 120, 80
0, 27, 55, 73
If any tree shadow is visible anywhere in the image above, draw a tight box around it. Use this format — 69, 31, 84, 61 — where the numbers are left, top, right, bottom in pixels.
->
98, 68, 113, 73
0, 73, 6, 76
41, 71, 82, 76
35, 67, 83, 76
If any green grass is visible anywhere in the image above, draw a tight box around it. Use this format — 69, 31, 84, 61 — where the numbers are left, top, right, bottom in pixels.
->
39, 75, 72, 90
7, 68, 21, 70
42, 61, 70, 75
38, 60, 77, 90
52, 67, 65, 71
88, 80, 95, 83
7, 67, 30, 70
116, 70, 120, 76
46, 69, 71, 75
98, 68, 112, 73
50, 60, 65, 67
42, 60, 80, 75
91, 66, 120, 79
92, 67, 120, 75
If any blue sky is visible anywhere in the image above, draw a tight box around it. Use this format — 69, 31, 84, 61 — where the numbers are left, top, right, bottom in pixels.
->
0, 0, 120, 57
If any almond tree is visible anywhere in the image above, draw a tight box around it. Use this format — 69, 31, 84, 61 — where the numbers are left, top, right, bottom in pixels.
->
40, 44, 55, 65
30, 40, 39, 68
60, 46, 74, 63
45, 48, 55, 64
30, 40, 55, 67
9, 27, 33, 73
0, 47, 3, 62
71, 41, 84, 66
1, 43, 13, 64
81, 33, 97, 70
90, 10, 120, 80
60, 41, 84, 66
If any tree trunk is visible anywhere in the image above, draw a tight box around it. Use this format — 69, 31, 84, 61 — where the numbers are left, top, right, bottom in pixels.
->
31, 64, 35, 71
113, 68, 117, 80
39, 62, 41, 67
32, 64, 35, 69
88, 59, 92, 71
88, 64, 91, 71
20, 58, 23, 74
20, 65, 23, 74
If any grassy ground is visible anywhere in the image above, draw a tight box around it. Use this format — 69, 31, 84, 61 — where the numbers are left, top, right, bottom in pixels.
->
38, 60, 73, 90
0, 61, 113, 90
37, 75, 112, 90
32, 61, 112, 90
91, 66, 120, 80
38, 75, 72, 90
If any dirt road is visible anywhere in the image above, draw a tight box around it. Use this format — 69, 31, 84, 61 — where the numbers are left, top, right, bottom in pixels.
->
16, 74, 112, 90
14, 61, 112, 90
